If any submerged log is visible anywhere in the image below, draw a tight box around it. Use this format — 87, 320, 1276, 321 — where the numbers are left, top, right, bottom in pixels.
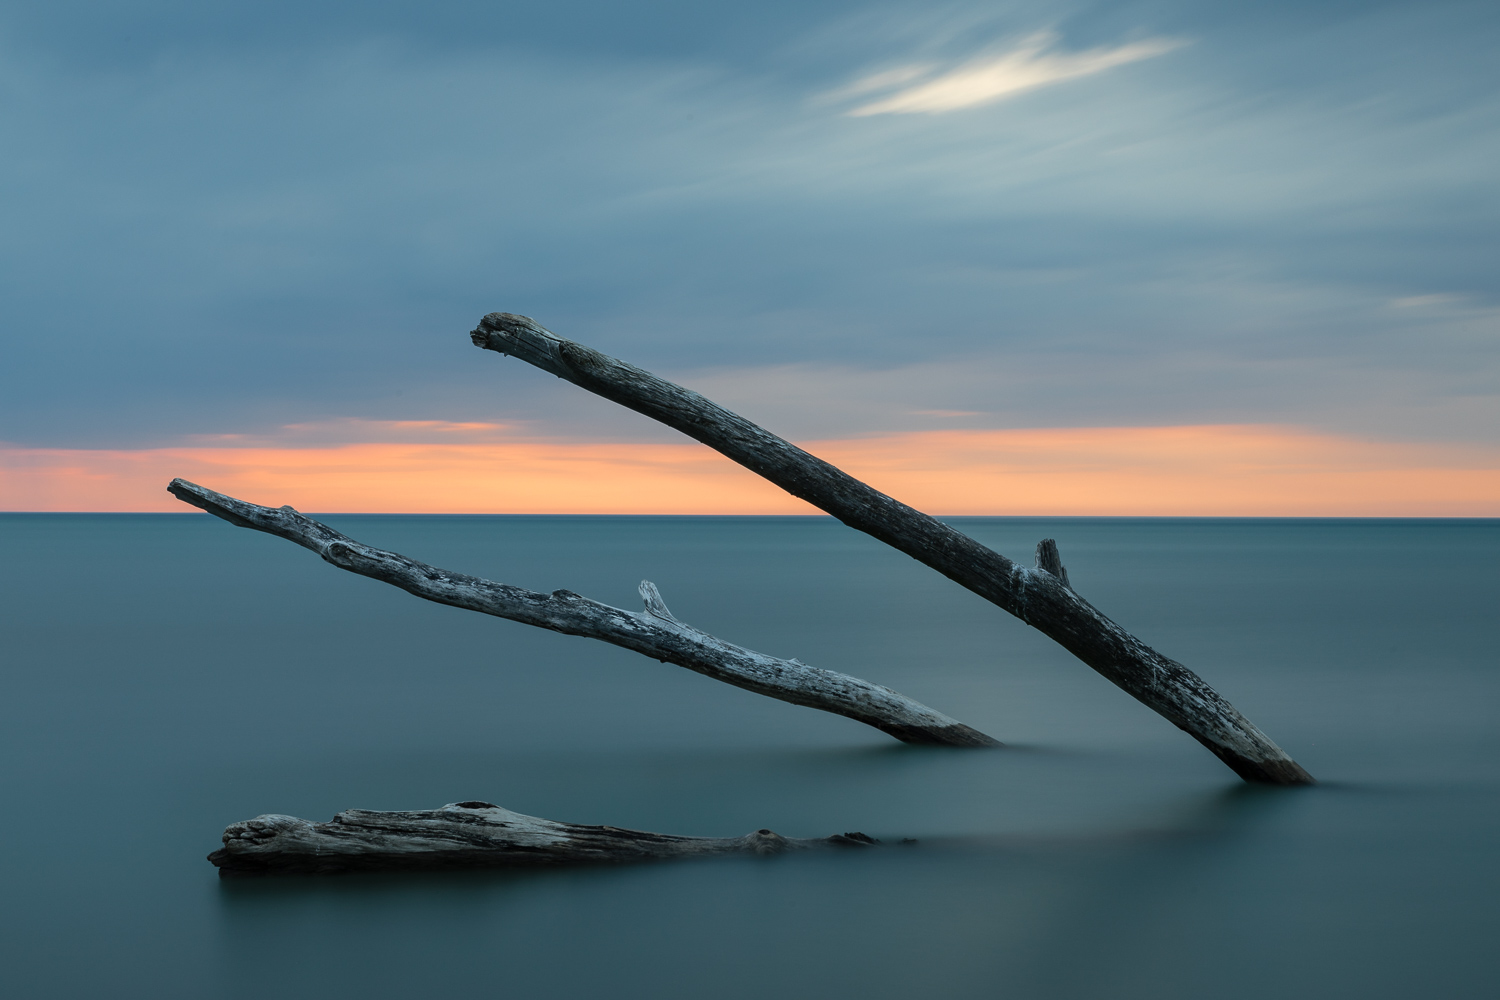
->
471, 312, 1313, 785
210, 801, 879, 875
168, 479, 998, 747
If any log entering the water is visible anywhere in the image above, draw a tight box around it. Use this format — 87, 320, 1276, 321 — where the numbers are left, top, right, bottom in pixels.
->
471, 312, 1314, 786
168, 479, 998, 748
210, 801, 879, 875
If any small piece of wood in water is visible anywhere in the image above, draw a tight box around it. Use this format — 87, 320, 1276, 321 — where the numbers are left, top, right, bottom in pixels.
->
210, 801, 880, 875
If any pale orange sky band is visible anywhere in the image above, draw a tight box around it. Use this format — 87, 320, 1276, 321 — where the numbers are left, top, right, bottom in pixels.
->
3, 425, 1498, 516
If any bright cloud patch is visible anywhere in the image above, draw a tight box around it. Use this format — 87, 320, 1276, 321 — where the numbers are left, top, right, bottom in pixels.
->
843, 32, 1186, 116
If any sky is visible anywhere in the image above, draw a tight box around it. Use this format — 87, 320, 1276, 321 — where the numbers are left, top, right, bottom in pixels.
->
2, 0, 1498, 513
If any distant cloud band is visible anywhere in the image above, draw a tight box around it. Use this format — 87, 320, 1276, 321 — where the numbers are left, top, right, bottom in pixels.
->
840, 32, 1187, 116
4, 424, 1497, 516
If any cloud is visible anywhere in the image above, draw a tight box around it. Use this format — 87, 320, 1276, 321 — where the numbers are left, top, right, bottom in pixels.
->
840, 31, 1187, 116
186, 419, 520, 446
1389, 293, 1467, 309
1, 2, 1497, 465
911, 409, 986, 418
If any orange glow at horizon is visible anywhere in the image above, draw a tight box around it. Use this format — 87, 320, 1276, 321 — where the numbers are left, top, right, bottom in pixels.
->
2, 424, 1498, 516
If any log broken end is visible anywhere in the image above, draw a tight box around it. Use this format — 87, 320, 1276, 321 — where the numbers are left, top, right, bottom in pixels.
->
471, 313, 574, 379
168, 478, 264, 530
1034, 538, 1070, 588
469, 311, 531, 349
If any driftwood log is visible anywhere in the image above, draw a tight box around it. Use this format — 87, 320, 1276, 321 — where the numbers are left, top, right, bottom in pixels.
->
471, 313, 1314, 785
168, 479, 998, 747
210, 801, 879, 875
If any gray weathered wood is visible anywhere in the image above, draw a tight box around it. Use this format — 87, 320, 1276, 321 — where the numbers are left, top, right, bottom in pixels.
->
210, 801, 879, 874
471, 312, 1314, 785
168, 479, 998, 747
1034, 538, 1070, 589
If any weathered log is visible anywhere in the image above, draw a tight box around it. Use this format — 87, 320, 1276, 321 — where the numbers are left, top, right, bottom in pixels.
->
471, 313, 1313, 785
210, 801, 879, 875
168, 479, 998, 747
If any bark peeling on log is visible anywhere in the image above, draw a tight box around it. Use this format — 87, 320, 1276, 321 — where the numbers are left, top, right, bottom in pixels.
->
471, 312, 1314, 785
168, 479, 999, 748
209, 802, 880, 875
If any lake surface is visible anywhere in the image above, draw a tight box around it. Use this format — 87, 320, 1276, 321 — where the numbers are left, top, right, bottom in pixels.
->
1, 514, 1496, 998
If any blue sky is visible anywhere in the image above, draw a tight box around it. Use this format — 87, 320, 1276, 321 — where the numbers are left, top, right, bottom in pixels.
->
2, 0, 1496, 452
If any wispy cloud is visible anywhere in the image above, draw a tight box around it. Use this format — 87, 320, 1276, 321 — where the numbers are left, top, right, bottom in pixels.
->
911, 409, 986, 418
182, 419, 518, 447
3, 5, 1496, 464
1389, 293, 1466, 309
839, 31, 1187, 116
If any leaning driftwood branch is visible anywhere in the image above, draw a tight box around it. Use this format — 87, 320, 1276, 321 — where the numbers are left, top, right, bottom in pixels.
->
471, 313, 1313, 785
210, 800, 879, 874
168, 479, 998, 747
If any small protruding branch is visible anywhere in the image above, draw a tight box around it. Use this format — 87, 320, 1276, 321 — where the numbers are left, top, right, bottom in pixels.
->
471, 313, 1313, 784
168, 479, 999, 747
209, 801, 880, 875
638, 580, 678, 623
1035, 538, 1070, 589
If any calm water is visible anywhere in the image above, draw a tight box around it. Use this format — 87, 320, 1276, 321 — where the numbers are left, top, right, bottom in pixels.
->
1, 514, 1496, 998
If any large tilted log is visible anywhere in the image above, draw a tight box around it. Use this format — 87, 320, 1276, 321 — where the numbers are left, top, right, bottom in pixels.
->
168, 479, 998, 747
210, 801, 879, 874
471, 313, 1314, 785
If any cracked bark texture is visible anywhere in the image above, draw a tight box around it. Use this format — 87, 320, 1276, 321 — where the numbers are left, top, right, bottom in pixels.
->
210, 801, 880, 874
471, 312, 1313, 785
168, 479, 998, 747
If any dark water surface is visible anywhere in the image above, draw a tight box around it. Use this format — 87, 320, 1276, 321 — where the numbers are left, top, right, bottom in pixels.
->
2, 514, 1496, 998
